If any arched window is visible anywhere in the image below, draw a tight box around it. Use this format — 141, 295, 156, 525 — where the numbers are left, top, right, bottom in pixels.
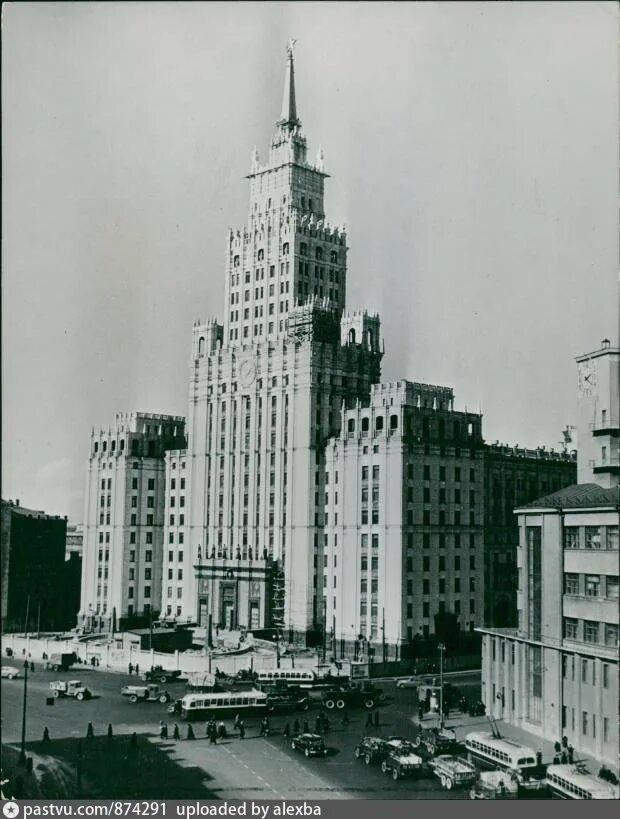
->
282, 242, 289, 256
315, 246, 323, 261
233, 255, 240, 267
347, 418, 355, 434
390, 414, 398, 431
367, 329, 374, 349
375, 416, 384, 432
348, 328, 356, 344
301, 196, 306, 209
198, 337, 205, 356
330, 250, 338, 264
361, 417, 369, 432
300, 242, 307, 256
308, 198, 313, 211
257, 249, 264, 261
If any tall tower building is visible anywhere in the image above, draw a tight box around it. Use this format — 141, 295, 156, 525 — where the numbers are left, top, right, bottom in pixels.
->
179, 43, 383, 641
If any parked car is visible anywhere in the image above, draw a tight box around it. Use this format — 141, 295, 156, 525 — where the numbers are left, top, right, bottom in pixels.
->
49, 680, 92, 701
414, 725, 458, 756
291, 733, 327, 758
1, 666, 20, 679
141, 666, 183, 684
466, 699, 486, 717
354, 736, 391, 765
121, 684, 170, 704
266, 693, 309, 713
396, 676, 423, 689
380, 741, 424, 781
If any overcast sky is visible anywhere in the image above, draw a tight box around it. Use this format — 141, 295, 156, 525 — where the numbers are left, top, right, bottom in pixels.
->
2, 1, 618, 521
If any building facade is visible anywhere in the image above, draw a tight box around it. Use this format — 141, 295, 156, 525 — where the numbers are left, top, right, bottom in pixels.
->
479, 485, 619, 767
483, 444, 577, 627
323, 380, 485, 653
175, 44, 383, 641
1, 499, 71, 632
479, 340, 619, 770
78, 412, 185, 631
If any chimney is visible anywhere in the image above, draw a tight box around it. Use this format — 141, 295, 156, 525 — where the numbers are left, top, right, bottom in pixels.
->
16, 499, 20, 507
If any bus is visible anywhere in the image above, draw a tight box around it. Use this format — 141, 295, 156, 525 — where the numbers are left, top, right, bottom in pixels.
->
255, 669, 316, 688
545, 765, 620, 800
180, 690, 268, 720
465, 732, 538, 780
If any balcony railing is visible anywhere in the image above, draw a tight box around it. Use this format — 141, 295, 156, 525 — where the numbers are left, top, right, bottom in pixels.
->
589, 418, 620, 436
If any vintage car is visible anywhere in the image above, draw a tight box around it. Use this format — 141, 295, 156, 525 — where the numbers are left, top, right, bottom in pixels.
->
141, 666, 183, 684
380, 741, 424, 781
49, 680, 92, 700
354, 736, 391, 766
290, 733, 327, 758
1, 666, 20, 679
121, 683, 170, 703
413, 725, 458, 755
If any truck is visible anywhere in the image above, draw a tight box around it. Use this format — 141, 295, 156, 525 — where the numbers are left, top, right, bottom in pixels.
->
141, 666, 183, 684
45, 653, 77, 672
380, 739, 424, 781
322, 681, 383, 711
428, 755, 478, 791
413, 725, 458, 755
49, 680, 92, 701
121, 684, 171, 704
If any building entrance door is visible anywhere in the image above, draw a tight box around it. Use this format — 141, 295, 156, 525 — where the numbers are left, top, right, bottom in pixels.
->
249, 601, 260, 630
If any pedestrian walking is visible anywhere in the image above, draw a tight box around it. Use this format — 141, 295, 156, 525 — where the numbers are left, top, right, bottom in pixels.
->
283, 722, 291, 737
42, 727, 51, 744
135, 663, 139, 676
209, 725, 217, 745
418, 703, 424, 722
365, 712, 373, 728
173, 724, 180, 740
217, 722, 226, 739
373, 711, 379, 728
160, 722, 168, 740
234, 714, 241, 730
187, 724, 195, 740
128, 663, 133, 676
107, 723, 113, 738
293, 719, 300, 735
239, 721, 246, 739
86, 722, 94, 738
314, 715, 322, 734
30, 662, 34, 672
568, 745, 574, 764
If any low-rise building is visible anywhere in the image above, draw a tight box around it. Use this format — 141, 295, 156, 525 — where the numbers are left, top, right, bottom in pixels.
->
479, 484, 618, 768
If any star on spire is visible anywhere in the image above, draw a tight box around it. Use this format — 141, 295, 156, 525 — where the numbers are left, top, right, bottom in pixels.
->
279, 39, 300, 129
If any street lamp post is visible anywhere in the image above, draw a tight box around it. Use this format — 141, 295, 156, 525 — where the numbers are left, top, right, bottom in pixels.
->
19, 659, 29, 764
438, 643, 446, 728
382, 607, 387, 664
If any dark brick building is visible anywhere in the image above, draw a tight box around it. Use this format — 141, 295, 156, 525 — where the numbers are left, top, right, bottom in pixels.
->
482, 444, 577, 627
1, 499, 78, 632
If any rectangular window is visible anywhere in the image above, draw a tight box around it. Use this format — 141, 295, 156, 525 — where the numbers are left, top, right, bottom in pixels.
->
607, 525, 619, 550
564, 573, 579, 595
605, 623, 619, 647
584, 620, 599, 643
606, 575, 619, 598
563, 617, 578, 640
563, 527, 579, 549
585, 526, 601, 549
527, 527, 542, 641
585, 574, 600, 597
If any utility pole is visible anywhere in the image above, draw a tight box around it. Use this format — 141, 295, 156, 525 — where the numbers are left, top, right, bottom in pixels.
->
332, 615, 336, 661
36, 603, 41, 639
24, 595, 31, 638
438, 643, 446, 728
382, 607, 386, 664
19, 660, 29, 764
148, 607, 153, 652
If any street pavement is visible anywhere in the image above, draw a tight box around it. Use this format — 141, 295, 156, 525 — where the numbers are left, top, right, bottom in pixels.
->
1, 664, 481, 799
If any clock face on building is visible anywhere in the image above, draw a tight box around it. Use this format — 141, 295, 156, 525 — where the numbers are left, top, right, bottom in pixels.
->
239, 357, 257, 388
578, 361, 596, 396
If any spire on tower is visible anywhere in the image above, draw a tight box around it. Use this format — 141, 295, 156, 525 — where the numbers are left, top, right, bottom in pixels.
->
278, 39, 300, 129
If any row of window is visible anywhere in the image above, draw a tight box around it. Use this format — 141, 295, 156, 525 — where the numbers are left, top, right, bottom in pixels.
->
563, 617, 618, 647
561, 708, 611, 743
564, 525, 618, 550
563, 572, 619, 599
561, 654, 614, 688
